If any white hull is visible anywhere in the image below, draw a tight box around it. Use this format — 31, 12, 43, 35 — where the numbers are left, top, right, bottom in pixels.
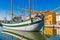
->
3, 21, 43, 31
2, 17, 44, 31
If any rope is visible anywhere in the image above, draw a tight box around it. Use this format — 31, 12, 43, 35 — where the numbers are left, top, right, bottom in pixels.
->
51, 7, 60, 11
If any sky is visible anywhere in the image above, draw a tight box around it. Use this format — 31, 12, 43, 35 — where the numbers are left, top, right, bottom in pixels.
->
0, 0, 60, 20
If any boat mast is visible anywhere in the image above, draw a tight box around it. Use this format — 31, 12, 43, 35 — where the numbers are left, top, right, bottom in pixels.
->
29, 0, 32, 22
11, 0, 14, 21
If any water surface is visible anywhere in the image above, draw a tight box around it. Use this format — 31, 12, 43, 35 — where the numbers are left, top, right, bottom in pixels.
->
0, 28, 60, 40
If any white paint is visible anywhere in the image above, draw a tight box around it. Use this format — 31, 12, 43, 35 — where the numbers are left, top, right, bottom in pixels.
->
2, 18, 40, 26
2, 17, 43, 31
2, 20, 31, 26
56, 14, 60, 25
3, 23, 42, 31
56, 29, 60, 35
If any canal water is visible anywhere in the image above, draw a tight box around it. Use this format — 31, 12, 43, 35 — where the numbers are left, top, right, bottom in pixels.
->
2, 31, 60, 40
0, 27, 60, 40
0, 27, 3, 40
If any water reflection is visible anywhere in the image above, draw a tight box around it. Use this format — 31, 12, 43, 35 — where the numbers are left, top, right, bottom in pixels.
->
0, 27, 3, 40
46, 36, 60, 40
3, 30, 60, 40
3, 33, 20, 40
14, 31, 45, 40
3, 30, 45, 40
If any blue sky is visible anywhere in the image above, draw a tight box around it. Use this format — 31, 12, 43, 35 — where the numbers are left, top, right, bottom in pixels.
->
0, 0, 60, 20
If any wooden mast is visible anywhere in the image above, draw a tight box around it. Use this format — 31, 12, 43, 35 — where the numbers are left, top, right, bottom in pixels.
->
29, 0, 32, 22
11, 0, 14, 21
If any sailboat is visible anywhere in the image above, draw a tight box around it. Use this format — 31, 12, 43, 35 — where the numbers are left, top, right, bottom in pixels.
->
2, 14, 44, 31
2, 0, 44, 31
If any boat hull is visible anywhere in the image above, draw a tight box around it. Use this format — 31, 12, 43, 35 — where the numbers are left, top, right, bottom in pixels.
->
3, 21, 44, 31
3, 20, 44, 31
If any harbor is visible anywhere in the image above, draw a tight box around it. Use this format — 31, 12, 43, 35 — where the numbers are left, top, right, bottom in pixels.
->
0, 0, 60, 40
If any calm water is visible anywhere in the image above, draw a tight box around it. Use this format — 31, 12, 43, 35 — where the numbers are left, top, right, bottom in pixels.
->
0, 27, 60, 40
0, 27, 3, 40
2, 33, 20, 40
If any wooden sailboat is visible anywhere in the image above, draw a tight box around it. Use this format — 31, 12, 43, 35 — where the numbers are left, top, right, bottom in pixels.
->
2, 17, 44, 31
2, 0, 44, 31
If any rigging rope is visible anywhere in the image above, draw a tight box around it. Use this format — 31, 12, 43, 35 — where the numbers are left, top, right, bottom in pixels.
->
51, 7, 60, 11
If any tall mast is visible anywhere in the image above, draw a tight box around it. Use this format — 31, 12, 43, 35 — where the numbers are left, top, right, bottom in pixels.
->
29, 0, 31, 20
11, 0, 14, 20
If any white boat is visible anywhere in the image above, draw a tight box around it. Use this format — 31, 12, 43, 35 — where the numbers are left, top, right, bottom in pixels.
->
2, 17, 44, 31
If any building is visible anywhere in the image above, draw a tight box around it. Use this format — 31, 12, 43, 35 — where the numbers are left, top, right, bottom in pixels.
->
26, 11, 56, 25
44, 11, 56, 25
56, 14, 60, 25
